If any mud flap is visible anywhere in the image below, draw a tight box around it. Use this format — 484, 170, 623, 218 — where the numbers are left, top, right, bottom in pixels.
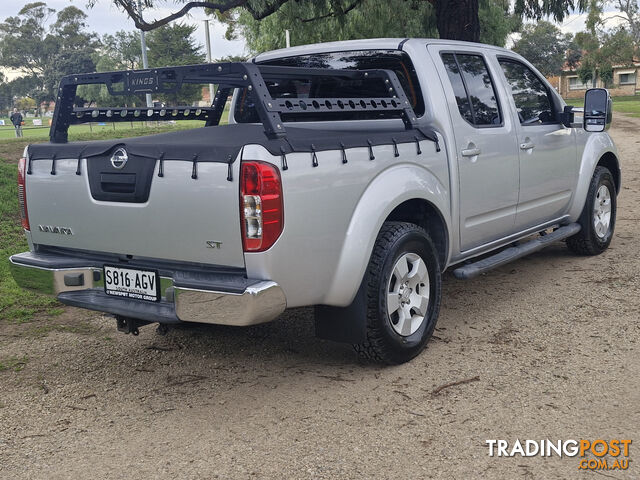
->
314, 277, 367, 344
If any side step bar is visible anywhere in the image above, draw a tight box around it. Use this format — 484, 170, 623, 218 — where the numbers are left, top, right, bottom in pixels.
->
453, 223, 581, 280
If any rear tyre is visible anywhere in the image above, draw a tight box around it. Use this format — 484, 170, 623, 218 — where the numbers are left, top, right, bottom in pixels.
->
567, 166, 616, 255
354, 222, 442, 364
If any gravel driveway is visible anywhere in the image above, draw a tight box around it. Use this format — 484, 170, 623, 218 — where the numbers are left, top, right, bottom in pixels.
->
1, 117, 638, 480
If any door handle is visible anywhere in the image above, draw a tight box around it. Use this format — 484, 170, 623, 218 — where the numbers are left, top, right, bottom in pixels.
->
461, 148, 481, 157
520, 142, 535, 150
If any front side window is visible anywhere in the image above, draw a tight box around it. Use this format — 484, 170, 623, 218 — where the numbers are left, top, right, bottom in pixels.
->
499, 60, 556, 125
441, 53, 502, 127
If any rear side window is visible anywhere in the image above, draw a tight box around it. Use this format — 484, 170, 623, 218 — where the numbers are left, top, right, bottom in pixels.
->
499, 59, 556, 124
441, 53, 502, 127
234, 50, 424, 123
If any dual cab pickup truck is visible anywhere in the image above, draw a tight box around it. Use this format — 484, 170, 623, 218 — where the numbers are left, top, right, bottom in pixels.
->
9, 39, 620, 364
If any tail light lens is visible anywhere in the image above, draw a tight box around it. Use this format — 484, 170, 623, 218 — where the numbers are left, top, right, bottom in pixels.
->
18, 157, 30, 230
240, 161, 283, 252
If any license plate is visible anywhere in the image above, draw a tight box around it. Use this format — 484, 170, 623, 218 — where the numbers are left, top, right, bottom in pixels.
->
104, 265, 160, 302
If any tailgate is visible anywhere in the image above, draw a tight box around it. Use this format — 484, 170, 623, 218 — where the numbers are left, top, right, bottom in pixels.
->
25, 152, 244, 268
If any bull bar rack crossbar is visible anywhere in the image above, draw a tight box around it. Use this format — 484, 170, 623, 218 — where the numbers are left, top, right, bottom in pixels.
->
50, 62, 419, 143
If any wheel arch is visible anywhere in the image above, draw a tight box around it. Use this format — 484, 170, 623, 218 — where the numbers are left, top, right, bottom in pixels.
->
386, 198, 449, 268
322, 164, 451, 307
596, 151, 621, 194
568, 134, 620, 221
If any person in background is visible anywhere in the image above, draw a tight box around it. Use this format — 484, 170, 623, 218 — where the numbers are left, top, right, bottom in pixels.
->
10, 108, 23, 138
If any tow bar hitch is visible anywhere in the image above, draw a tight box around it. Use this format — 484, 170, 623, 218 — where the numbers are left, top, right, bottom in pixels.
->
115, 316, 151, 336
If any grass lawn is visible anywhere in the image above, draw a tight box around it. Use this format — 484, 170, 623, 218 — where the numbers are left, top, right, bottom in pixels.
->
0, 104, 230, 141
0, 118, 207, 141
0, 149, 60, 323
564, 95, 640, 117
0, 117, 226, 324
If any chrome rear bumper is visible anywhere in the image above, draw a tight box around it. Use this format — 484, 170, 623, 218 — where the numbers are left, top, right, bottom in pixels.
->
9, 252, 286, 326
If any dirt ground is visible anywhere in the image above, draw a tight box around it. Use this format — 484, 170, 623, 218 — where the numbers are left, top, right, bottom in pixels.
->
1, 118, 639, 480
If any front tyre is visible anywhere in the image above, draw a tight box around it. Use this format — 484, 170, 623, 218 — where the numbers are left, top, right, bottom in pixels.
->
567, 166, 617, 255
354, 222, 442, 364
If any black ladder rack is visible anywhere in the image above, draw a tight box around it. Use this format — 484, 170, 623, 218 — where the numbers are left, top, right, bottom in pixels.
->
50, 62, 419, 143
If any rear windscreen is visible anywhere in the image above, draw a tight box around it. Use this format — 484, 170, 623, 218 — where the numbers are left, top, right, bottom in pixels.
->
234, 50, 425, 123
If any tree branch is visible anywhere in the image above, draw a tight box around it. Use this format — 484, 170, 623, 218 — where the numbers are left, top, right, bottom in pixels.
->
244, 0, 291, 20
606, 14, 630, 22
294, 0, 364, 23
112, 0, 267, 31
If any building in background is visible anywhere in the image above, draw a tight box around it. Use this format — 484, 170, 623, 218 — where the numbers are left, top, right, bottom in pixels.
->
553, 62, 640, 99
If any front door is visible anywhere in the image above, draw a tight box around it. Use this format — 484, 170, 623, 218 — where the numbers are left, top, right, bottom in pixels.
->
497, 58, 577, 229
434, 48, 520, 251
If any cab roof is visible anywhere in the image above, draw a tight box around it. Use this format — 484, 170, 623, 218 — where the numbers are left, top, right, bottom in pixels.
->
254, 38, 514, 63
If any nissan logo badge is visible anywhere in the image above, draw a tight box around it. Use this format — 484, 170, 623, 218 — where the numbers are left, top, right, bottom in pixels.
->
110, 147, 128, 169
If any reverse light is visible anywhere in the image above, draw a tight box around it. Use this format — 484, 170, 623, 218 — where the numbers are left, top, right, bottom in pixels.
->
17, 157, 30, 230
240, 161, 283, 252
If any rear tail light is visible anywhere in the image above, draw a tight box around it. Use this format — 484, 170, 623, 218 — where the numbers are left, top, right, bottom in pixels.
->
240, 161, 283, 252
17, 157, 30, 230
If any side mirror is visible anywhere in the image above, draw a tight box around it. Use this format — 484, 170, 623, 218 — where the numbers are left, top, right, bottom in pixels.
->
584, 88, 612, 132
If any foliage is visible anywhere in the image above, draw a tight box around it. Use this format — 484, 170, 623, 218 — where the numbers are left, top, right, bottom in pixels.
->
236, 0, 437, 53
95, 0, 586, 43
215, 54, 250, 62
0, 77, 11, 115
231, 0, 519, 54
78, 24, 205, 107
479, 0, 523, 47
588, 0, 640, 47
77, 31, 139, 107
573, 27, 636, 86
15, 97, 37, 112
512, 21, 572, 76
146, 23, 205, 67
513, 0, 589, 22
565, 38, 584, 70
599, 63, 614, 86
0, 3, 98, 111
147, 23, 206, 105
100, 31, 142, 71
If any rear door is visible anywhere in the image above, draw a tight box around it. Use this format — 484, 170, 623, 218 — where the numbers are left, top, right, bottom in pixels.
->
432, 47, 520, 251
497, 58, 577, 229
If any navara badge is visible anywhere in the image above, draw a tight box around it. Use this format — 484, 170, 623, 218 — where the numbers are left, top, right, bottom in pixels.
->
110, 147, 128, 169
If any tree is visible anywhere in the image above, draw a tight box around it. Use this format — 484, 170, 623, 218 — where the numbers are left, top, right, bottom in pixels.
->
573, 27, 636, 86
586, 0, 640, 46
0, 73, 11, 115
480, 0, 523, 47
0, 3, 98, 113
15, 96, 37, 112
235, 1, 439, 53
512, 21, 572, 76
230, 0, 518, 54
611, 0, 640, 46
100, 31, 142, 71
78, 25, 205, 107
147, 23, 206, 105
77, 31, 142, 107
94, 0, 588, 43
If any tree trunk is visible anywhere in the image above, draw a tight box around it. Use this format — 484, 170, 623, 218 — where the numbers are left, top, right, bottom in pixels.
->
433, 0, 480, 43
